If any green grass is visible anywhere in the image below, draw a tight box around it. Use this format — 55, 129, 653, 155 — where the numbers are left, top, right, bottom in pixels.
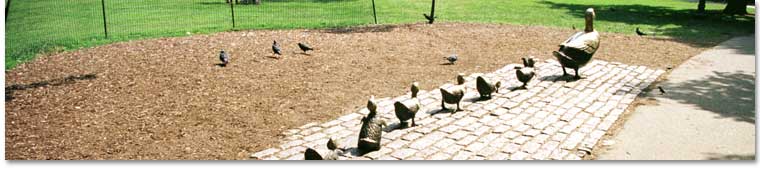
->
5, 0, 754, 69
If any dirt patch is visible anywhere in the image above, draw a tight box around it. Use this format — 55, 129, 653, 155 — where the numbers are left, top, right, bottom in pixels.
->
5, 22, 709, 160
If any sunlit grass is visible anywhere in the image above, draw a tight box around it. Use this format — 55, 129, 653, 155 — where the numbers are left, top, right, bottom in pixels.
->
4, 0, 754, 69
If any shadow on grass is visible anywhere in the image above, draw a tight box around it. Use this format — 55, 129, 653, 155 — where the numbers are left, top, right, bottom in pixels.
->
704, 152, 755, 160
269, 0, 360, 3
198, 0, 359, 6
5, 74, 98, 102
322, 24, 398, 34
662, 71, 755, 124
539, 1, 755, 48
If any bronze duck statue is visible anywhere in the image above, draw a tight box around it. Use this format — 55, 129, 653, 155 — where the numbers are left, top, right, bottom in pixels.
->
358, 96, 386, 154
552, 8, 600, 79
515, 56, 536, 89
394, 82, 421, 129
304, 138, 343, 160
440, 73, 466, 112
476, 76, 501, 100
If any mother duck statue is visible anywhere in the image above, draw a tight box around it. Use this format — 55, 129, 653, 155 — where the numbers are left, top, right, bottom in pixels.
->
552, 8, 600, 79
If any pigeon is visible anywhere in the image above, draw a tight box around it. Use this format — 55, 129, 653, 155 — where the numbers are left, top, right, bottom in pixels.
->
219, 49, 229, 66
272, 40, 282, 57
635, 27, 648, 36
297, 42, 313, 53
444, 54, 458, 64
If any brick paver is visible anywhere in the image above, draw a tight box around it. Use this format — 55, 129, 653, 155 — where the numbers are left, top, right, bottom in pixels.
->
250, 59, 664, 160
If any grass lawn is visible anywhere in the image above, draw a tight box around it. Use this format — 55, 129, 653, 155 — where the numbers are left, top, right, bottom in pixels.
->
4, 0, 755, 69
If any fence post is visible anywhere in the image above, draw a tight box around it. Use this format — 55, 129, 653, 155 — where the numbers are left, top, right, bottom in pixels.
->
371, 0, 377, 24
101, 0, 108, 38
229, 1, 236, 28
5, 0, 11, 20
428, 0, 435, 24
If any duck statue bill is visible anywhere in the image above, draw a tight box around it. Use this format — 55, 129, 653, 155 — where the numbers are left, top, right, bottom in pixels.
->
552, 8, 600, 80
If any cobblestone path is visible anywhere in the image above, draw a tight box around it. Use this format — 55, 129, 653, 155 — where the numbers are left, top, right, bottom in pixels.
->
251, 59, 664, 160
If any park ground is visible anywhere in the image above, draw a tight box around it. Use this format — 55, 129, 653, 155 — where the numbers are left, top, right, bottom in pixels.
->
3, 23, 718, 160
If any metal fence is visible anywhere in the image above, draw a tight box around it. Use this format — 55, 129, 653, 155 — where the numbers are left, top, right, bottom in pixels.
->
5, 0, 441, 68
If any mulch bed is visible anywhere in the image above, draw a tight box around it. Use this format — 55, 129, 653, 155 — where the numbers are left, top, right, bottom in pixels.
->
5, 22, 708, 160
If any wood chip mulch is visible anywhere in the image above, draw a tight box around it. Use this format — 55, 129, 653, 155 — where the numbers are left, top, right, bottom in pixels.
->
4, 23, 709, 160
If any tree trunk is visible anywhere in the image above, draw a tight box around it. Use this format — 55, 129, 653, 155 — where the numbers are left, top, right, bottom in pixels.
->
723, 0, 749, 15
697, 0, 706, 13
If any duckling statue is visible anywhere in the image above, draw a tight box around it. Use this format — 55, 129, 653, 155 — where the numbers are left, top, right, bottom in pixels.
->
304, 148, 324, 160
304, 137, 344, 160
440, 73, 466, 112
516, 56, 536, 89
552, 8, 600, 79
358, 96, 387, 154
476, 76, 501, 100
394, 82, 421, 129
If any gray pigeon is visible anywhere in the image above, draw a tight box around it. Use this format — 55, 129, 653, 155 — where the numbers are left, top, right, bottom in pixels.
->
219, 49, 229, 66
297, 42, 313, 53
272, 40, 282, 56
444, 54, 458, 64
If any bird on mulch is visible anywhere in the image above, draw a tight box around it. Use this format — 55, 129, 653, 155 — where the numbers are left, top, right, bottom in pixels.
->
219, 49, 230, 67
444, 54, 458, 64
297, 42, 314, 54
272, 40, 282, 58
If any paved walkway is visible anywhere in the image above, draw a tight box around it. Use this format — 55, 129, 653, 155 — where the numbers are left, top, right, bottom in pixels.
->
251, 59, 664, 160
597, 35, 756, 160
